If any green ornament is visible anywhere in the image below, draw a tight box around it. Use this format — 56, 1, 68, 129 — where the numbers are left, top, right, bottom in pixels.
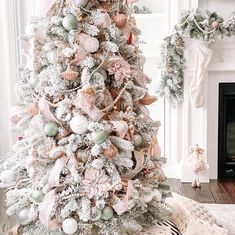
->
101, 206, 113, 221
91, 131, 108, 144
44, 122, 59, 137
31, 189, 45, 203
62, 14, 78, 31
29, 76, 39, 89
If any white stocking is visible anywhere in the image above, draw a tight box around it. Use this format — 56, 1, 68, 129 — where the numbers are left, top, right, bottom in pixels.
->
189, 42, 213, 108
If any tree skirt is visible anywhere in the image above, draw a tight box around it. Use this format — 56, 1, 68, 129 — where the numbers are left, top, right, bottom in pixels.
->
1, 194, 232, 235
137, 193, 230, 235
204, 204, 235, 235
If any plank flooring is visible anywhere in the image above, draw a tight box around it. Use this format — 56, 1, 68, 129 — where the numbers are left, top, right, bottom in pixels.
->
167, 179, 235, 204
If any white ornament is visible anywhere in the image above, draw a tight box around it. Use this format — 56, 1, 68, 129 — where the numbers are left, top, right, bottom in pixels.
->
62, 218, 78, 235
16, 207, 31, 225
70, 114, 88, 134
73, 0, 89, 7
84, 37, 100, 53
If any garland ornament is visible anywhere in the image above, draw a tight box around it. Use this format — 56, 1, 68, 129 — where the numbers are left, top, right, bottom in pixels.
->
157, 9, 235, 107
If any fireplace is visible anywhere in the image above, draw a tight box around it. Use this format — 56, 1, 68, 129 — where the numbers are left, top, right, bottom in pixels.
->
218, 83, 235, 180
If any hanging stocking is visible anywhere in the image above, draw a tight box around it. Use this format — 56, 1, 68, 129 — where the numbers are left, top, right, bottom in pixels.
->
189, 42, 213, 108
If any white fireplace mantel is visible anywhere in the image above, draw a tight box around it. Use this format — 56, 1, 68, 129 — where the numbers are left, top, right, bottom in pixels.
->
164, 36, 235, 182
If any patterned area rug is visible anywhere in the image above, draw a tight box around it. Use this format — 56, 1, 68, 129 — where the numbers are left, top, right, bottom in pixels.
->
204, 204, 235, 235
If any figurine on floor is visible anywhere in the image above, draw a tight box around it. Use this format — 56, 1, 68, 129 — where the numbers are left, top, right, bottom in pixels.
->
189, 144, 209, 188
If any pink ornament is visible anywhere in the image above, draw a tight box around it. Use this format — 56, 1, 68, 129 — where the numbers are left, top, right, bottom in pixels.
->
93, 12, 112, 28
61, 65, 78, 81
102, 144, 118, 159
211, 21, 220, 29
139, 94, 158, 105
113, 14, 128, 28
82, 168, 111, 198
26, 102, 39, 116
78, 33, 90, 45
128, 32, 134, 45
84, 36, 100, 53
107, 59, 131, 84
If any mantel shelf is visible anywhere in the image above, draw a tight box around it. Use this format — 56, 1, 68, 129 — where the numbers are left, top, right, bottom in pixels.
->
132, 13, 165, 19
185, 62, 235, 72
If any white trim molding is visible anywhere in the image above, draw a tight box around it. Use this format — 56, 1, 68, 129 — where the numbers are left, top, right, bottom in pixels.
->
0, 0, 18, 155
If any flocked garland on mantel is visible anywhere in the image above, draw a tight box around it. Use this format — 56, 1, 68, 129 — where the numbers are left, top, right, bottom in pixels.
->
157, 9, 235, 107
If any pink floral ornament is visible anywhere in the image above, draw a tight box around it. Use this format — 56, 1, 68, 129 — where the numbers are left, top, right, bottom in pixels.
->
82, 168, 112, 198
107, 59, 131, 84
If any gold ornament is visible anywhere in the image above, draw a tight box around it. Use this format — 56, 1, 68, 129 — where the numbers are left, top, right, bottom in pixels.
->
103, 144, 118, 159
61, 65, 78, 81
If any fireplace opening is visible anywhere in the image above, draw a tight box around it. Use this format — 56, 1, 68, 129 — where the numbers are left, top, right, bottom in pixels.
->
218, 83, 235, 180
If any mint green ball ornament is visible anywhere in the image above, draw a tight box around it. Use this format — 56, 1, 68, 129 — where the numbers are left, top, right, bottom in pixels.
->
44, 122, 59, 137
91, 131, 108, 145
31, 189, 45, 203
101, 206, 113, 221
29, 76, 39, 89
62, 14, 78, 31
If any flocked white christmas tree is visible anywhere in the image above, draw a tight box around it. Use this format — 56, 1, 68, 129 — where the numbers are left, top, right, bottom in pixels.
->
0, 0, 170, 234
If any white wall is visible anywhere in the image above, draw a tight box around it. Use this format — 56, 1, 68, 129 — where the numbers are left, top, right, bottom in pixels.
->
0, 0, 17, 156
170, 0, 235, 181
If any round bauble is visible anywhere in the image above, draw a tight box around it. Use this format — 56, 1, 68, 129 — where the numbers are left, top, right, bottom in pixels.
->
84, 36, 100, 53
91, 131, 108, 144
16, 207, 31, 225
29, 76, 39, 89
74, 0, 89, 7
62, 218, 78, 235
62, 14, 78, 31
70, 114, 88, 134
113, 13, 127, 28
211, 21, 220, 29
101, 206, 113, 221
94, 12, 112, 29
133, 134, 143, 147
31, 189, 45, 203
103, 144, 118, 159
44, 122, 59, 137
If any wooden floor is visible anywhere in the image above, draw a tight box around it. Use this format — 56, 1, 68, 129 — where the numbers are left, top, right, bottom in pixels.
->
167, 179, 235, 204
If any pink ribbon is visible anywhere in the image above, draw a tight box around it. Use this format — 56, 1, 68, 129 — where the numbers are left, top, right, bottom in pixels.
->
121, 151, 145, 179
48, 156, 68, 187
76, 88, 104, 121
39, 189, 56, 225
39, 96, 61, 125
112, 180, 134, 215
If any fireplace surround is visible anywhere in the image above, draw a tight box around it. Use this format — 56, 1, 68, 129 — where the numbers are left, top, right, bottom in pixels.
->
218, 83, 235, 180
